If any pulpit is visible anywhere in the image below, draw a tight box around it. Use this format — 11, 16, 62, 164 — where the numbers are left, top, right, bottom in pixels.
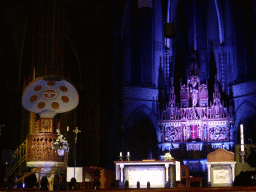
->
115, 160, 180, 188
206, 149, 236, 187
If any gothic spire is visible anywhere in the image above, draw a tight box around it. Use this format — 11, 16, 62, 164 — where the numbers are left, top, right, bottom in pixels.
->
169, 78, 176, 107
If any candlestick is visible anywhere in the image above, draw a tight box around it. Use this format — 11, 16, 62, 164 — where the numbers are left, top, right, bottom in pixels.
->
240, 124, 244, 152
126, 151, 131, 161
119, 152, 123, 161
67, 126, 69, 132
240, 124, 245, 171
241, 144, 244, 152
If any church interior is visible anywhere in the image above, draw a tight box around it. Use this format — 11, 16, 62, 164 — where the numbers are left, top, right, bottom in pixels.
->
1, 0, 256, 190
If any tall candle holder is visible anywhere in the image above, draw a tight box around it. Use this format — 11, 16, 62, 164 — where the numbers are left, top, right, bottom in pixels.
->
240, 124, 245, 171
119, 152, 123, 161
126, 152, 131, 161
240, 151, 245, 171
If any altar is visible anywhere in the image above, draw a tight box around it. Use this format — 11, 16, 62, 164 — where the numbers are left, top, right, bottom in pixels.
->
115, 160, 180, 188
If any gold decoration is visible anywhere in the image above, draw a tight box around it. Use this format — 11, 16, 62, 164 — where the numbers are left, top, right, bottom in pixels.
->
40, 118, 53, 133
27, 133, 59, 162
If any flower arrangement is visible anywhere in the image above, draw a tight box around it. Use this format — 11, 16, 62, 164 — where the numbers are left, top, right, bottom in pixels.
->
52, 129, 69, 153
164, 153, 174, 161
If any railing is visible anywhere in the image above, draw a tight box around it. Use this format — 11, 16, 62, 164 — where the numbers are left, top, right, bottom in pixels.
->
26, 133, 59, 162
13, 141, 26, 165
4, 141, 27, 182
15, 166, 42, 187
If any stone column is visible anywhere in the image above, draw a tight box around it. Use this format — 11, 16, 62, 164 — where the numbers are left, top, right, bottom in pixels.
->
170, 165, 175, 188
120, 164, 124, 187
231, 164, 235, 182
207, 164, 211, 186
115, 164, 120, 181
165, 163, 169, 188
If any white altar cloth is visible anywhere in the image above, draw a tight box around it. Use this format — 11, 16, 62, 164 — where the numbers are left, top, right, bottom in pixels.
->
115, 160, 179, 188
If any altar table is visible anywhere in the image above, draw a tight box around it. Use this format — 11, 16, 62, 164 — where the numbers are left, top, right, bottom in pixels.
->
114, 160, 180, 188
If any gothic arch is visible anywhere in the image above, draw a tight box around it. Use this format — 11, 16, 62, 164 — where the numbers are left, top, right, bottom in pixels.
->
123, 105, 158, 160
234, 100, 256, 144
124, 104, 157, 129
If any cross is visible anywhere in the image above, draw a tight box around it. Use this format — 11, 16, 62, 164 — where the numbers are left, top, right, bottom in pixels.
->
73, 127, 81, 143
72, 127, 81, 178
191, 129, 196, 139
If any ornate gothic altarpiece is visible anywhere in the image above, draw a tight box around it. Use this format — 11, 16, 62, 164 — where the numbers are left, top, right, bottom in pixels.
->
157, 51, 234, 173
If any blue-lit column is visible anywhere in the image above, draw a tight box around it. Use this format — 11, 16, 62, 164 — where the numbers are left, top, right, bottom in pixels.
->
200, 160, 207, 172
153, 0, 164, 87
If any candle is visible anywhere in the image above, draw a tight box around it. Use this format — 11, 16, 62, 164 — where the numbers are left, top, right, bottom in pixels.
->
240, 124, 244, 152
67, 126, 69, 132
120, 152, 122, 157
127, 151, 130, 156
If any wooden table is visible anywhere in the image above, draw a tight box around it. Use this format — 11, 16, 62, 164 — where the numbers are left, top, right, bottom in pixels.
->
187, 177, 203, 188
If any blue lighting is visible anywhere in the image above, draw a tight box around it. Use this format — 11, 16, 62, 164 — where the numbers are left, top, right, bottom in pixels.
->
183, 159, 208, 172
214, 0, 223, 44
200, 159, 207, 172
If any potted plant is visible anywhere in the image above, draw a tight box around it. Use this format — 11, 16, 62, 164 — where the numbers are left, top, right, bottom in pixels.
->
52, 129, 69, 156
164, 153, 174, 161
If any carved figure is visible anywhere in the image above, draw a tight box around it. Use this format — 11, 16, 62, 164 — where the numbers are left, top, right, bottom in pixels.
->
191, 88, 198, 107
203, 124, 207, 141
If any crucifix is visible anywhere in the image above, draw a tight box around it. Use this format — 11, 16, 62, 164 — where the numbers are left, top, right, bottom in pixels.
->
191, 129, 196, 140
73, 127, 81, 143
73, 127, 81, 178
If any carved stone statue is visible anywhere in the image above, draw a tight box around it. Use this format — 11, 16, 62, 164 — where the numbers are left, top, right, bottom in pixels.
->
203, 124, 207, 141
197, 124, 201, 139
